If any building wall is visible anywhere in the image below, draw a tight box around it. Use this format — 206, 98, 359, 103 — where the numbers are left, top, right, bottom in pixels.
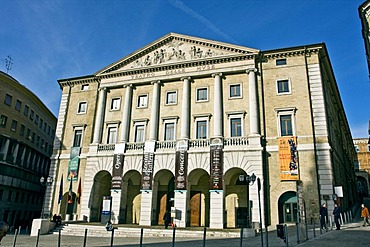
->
47, 33, 357, 229
0, 71, 57, 228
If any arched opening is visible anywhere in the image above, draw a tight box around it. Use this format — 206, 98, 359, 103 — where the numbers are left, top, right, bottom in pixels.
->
89, 171, 112, 222
278, 191, 298, 224
224, 167, 253, 228
121, 170, 142, 224
153, 169, 174, 225
188, 168, 210, 227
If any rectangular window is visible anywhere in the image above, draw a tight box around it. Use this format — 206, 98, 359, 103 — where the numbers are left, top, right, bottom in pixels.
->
107, 127, 117, 144
368, 145, 370, 152
81, 84, 89, 91
20, 124, 25, 136
0, 189, 3, 200
111, 98, 121, 111
196, 88, 208, 101
78, 102, 87, 113
277, 79, 290, 94
30, 110, 34, 120
8, 191, 12, 202
35, 114, 39, 125
26, 128, 31, 140
11, 120, 17, 131
137, 95, 148, 108
73, 129, 83, 147
39, 118, 43, 129
135, 125, 145, 142
15, 99, 22, 111
4, 94, 12, 106
36, 136, 40, 147
164, 122, 175, 140
280, 115, 293, 136
24, 105, 29, 116
196, 120, 207, 139
43, 122, 47, 132
230, 118, 242, 137
276, 58, 287, 66
230, 84, 241, 98
166, 91, 177, 105
31, 132, 35, 143
0, 115, 7, 127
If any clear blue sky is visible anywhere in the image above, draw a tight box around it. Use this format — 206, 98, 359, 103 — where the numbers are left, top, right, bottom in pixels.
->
1, 0, 369, 138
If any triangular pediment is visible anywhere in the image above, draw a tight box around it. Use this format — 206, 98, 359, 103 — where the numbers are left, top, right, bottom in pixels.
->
96, 33, 259, 75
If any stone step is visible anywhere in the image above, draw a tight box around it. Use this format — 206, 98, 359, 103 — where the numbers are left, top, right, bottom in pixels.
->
51, 223, 255, 238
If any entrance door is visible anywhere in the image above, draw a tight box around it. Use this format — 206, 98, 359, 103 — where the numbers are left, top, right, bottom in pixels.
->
190, 192, 201, 226
283, 202, 298, 223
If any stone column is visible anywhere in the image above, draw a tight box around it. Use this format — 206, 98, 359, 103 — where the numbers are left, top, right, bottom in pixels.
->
209, 190, 224, 229
180, 77, 191, 139
110, 190, 122, 224
0, 139, 10, 161
120, 84, 134, 143
247, 69, 259, 135
149, 81, 161, 141
212, 73, 223, 138
139, 190, 153, 226
93, 87, 108, 144
174, 190, 187, 227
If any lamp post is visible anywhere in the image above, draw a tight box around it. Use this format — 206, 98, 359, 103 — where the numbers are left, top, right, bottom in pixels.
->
238, 173, 256, 228
40, 176, 53, 219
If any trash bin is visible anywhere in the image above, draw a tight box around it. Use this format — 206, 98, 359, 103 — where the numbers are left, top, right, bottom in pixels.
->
276, 224, 285, 239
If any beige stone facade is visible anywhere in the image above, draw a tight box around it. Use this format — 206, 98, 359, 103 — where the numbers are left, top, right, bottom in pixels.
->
46, 33, 357, 229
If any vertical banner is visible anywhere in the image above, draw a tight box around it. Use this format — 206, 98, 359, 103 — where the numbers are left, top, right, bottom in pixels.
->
278, 136, 299, 180
141, 152, 154, 190
111, 154, 124, 189
210, 138, 223, 190
68, 147, 80, 181
175, 150, 187, 190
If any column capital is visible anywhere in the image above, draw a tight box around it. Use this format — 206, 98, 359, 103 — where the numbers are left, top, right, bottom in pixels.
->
151, 80, 162, 85
180, 76, 192, 81
246, 68, 258, 74
98, 87, 109, 92
123, 83, 134, 89
211, 73, 223, 78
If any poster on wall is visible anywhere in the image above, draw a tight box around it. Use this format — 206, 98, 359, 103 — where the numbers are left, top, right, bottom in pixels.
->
68, 147, 81, 181
112, 154, 124, 189
175, 150, 187, 190
210, 138, 223, 190
141, 152, 154, 190
278, 136, 299, 181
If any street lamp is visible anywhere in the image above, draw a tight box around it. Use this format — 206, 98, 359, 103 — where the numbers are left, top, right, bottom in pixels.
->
40, 176, 53, 219
238, 173, 256, 228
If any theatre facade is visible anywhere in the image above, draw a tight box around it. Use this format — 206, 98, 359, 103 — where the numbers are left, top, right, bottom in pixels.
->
44, 33, 357, 229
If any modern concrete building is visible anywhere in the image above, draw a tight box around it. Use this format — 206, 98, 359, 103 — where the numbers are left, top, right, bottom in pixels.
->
45, 33, 357, 230
0, 71, 57, 229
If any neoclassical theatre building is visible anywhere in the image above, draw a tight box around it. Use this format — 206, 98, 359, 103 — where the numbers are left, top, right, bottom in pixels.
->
44, 33, 357, 229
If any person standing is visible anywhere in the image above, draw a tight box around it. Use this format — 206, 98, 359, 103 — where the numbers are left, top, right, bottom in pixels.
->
333, 203, 341, 230
0, 221, 9, 245
361, 204, 370, 226
320, 203, 328, 230
163, 210, 171, 229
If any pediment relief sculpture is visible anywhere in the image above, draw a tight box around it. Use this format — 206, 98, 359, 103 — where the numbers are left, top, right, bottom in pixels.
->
130, 40, 225, 68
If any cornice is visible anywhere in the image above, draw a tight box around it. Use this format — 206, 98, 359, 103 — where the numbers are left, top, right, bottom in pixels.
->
262, 45, 322, 59
98, 54, 255, 80
58, 76, 100, 88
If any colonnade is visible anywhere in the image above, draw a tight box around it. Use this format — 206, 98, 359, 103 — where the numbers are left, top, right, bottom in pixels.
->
86, 68, 262, 228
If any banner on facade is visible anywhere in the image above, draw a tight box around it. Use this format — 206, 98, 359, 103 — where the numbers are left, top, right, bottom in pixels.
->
141, 152, 154, 190
112, 154, 124, 189
278, 136, 299, 181
68, 147, 80, 181
210, 138, 223, 190
175, 150, 187, 190
101, 196, 112, 215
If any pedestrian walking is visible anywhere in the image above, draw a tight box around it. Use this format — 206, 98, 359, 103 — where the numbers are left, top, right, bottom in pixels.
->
333, 203, 341, 230
0, 221, 9, 245
163, 210, 171, 229
320, 203, 328, 230
361, 203, 370, 226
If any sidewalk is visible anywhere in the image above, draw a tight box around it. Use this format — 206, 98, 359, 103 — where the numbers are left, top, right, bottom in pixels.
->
2, 221, 369, 247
